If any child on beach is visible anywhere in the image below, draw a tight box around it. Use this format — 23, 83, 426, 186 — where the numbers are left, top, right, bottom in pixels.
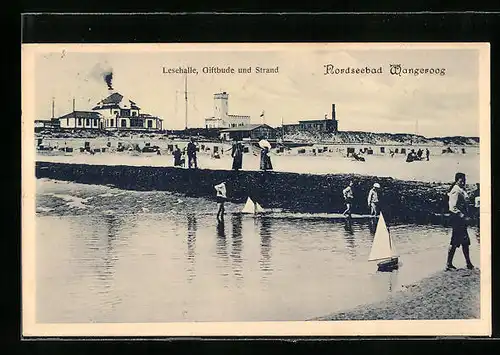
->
342, 181, 354, 218
214, 181, 227, 221
172, 146, 183, 167
446, 172, 475, 271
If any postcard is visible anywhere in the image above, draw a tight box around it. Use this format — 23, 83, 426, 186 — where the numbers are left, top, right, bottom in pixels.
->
21, 43, 491, 337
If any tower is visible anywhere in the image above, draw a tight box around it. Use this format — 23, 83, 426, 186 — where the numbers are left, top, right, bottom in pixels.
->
331, 103, 339, 133
214, 92, 229, 122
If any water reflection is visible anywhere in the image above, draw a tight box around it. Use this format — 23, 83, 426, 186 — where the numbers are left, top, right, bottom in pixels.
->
387, 269, 398, 293
230, 215, 243, 280
343, 219, 356, 258
186, 212, 197, 282
90, 214, 123, 310
259, 217, 273, 277
216, 219, 228, 259
368, 218, 377, 236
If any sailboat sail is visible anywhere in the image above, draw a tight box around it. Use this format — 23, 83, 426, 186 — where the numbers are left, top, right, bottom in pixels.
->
255, 202, 264, 213
242, 197, 255, 214
368, 213, 393, 261
389, 233, 399, 258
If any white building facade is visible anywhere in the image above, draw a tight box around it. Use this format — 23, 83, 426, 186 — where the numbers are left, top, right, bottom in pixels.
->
205, 92, 250, 128
54, 90, 163, 131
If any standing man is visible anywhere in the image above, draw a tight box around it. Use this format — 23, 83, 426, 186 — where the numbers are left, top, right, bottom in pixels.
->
231, 141, 243, 171
187, 137, 198, 169
446, 172, 475, 271
342, 181, 354, 218
367, 183, 381, 217
214, 181, 227, 222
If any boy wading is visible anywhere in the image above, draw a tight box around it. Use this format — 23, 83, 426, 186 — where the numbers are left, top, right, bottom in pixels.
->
446, 172, 475, 271
342, 182, 354, 218
214, 182, 227, 222
367, 183, 380, 216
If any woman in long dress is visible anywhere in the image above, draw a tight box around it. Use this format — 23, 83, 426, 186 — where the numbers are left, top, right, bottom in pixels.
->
231, 142, 243, 171
260, 147, 273, 171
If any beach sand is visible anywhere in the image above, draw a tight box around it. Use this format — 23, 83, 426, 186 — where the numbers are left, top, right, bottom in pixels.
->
313, 268, 480, 320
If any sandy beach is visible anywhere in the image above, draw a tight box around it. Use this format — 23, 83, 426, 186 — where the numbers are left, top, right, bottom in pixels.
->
313, 268, 480, 321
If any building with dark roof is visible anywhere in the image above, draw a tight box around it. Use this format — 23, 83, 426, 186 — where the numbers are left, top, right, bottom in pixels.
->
54, 90, 163, 131
57, 111, 103, 129
282, 104, 339, 135
220, 124, 277, 141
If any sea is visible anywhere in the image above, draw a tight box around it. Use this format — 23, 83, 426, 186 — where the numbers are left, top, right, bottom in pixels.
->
34, 178, 481, 323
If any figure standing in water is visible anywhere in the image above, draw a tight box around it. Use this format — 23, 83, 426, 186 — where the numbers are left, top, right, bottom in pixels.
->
342, 181, 354, 218
367, 183, 381, 217
214, 181, 227, 222
426, 148, 430, 161
231, 141, 243, 171
260, 146, 273, 171
446, 172, 475, 271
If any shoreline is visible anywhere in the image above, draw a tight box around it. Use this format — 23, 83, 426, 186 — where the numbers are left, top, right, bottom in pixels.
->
313, 268, 480, 321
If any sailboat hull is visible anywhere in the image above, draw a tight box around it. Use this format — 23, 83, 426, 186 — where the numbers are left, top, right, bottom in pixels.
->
377, 257, 399, 272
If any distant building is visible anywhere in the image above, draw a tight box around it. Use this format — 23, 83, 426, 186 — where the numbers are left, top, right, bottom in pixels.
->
57, 111, 103, 130
92, 91, 163, 130
282, 104, 339, 135
205, 92, 251, 128
53, 90, 163, 131
220, 124, 277, 141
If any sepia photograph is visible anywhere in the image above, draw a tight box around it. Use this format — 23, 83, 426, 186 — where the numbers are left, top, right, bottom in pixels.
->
21, 43, 491, 337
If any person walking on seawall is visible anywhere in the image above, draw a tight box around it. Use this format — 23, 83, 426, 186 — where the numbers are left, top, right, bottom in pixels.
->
425, 148, 430, 161
260, 146, 273, 171
187, 137, 198, 169
367, 183, 381, 217
446, 172, 475, 271
342, 181, 354, 218
214, 181, 227, 222
231, 141, 243, 171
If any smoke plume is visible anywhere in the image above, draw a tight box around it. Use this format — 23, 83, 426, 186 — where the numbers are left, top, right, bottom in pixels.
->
103, 71, 113, 90
90, 62, 114, 90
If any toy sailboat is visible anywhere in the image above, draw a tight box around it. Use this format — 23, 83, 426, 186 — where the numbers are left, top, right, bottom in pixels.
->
368, 212, 400, 272
241, 197, 264, 214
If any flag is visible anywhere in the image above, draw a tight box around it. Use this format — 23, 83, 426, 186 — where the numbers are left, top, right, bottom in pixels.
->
325, 113, 328, 119
260, 111, 265, 117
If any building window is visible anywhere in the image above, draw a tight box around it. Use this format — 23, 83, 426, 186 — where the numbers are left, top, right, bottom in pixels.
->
86, 118, 90, 126
121, 119, 127, 128
77, 118, 82, 126
147, 120, 153, 128
132, 111, 137, 117
94, 118, 98, 126
110, 119, 114, 127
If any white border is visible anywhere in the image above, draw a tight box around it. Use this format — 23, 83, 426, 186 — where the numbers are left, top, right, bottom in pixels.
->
21, 42, 491, 337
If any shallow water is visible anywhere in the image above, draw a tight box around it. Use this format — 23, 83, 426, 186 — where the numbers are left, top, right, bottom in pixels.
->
35, 179, 480, 323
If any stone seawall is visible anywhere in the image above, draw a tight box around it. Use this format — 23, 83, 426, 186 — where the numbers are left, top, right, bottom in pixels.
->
35, 161, 478, 225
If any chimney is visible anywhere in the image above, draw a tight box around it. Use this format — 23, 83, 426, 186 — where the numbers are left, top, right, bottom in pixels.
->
332, 104, 336, 120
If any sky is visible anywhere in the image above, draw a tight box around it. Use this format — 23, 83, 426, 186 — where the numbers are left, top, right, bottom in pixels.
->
33, 45, 481, 137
